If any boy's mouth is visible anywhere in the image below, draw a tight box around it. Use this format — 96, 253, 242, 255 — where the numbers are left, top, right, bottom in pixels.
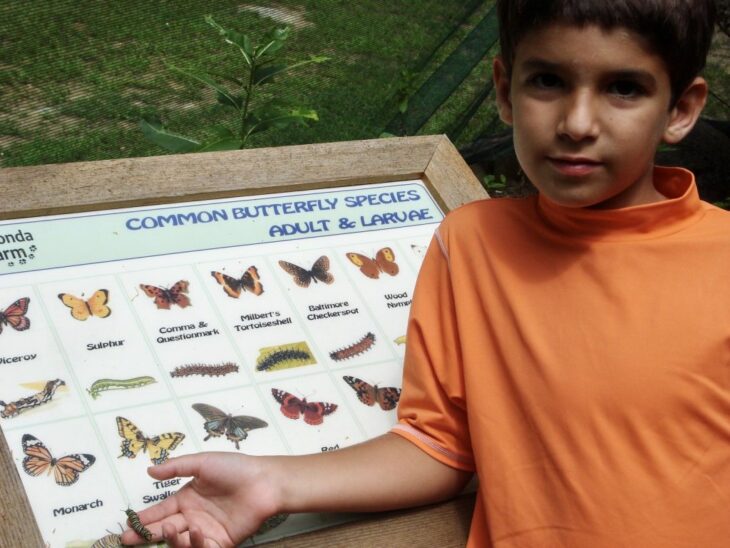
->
548, 156, 602, 176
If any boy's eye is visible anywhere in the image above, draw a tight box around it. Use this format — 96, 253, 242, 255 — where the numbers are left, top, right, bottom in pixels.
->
608, 80, 644, 98
529, 73, 563, 89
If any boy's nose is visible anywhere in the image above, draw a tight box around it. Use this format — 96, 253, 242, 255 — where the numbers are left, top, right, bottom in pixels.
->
557, 91, 599, 142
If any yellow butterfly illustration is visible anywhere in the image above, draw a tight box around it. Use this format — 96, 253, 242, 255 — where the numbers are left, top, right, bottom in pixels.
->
58, 290, 111, 321
116, 416, 185, 465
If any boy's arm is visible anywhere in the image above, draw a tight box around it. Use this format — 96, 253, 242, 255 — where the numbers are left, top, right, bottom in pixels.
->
281, 432, 472, 513
121, 433, 471, 547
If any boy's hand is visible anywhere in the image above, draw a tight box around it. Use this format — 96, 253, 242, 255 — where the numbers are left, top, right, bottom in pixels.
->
120, 452, 279, 547
119, 434, 471, 546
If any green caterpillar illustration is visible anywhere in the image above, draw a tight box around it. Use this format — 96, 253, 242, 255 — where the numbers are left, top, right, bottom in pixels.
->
86, 376, 156, 400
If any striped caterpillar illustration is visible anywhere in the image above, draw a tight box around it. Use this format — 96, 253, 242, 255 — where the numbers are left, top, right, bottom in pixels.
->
256, 341, 316, 372
0, 379, 65, 419
255, 512, 290, 535
170, 362, 239, 378
86, 376, 156, 400
125, 507, 152, 541
329, 332, 376, 361
89, 533, 123, 548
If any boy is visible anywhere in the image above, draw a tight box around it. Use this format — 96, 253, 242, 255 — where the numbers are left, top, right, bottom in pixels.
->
123, 1, 728, 546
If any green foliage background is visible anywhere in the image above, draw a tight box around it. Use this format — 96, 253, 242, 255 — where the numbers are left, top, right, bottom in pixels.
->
0, 0, 493, 167
1, 1, 728, 169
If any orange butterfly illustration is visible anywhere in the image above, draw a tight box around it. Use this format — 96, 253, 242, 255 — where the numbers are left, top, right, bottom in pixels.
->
21, 434, 95, 486
0, 297, 30, 334
139, 280, 191, 309
278, 256, 334, 288
58, 290, 111, 320
342, 376, 401, 410
211, 266, 264, 298
271, 388, 337, 425
346, 248, 399, 279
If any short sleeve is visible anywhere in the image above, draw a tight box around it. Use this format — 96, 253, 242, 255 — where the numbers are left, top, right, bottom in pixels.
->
391, 224, 475, 471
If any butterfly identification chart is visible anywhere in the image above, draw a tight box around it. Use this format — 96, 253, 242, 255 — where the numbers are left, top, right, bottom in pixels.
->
0, 179, 442, 547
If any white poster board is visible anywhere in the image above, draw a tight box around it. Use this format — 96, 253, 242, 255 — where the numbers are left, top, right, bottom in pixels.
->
0, 179, 443, 547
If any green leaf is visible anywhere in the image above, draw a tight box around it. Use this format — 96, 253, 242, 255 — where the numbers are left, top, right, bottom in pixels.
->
205, 15, 253, 63
252, 64, 286, 85
206, 69, 244, 87
255, 39, 281, 59
270, 27, 290, 41
255, 27, 289, 58
167, 64, 240, 111
198, 137, 243, 152
139, 119, 201, 153
253, 56, 329, 86
209, 125, 235, 139
245, 106, 318, 136
216, 91, 243, 109
307, 55, 330, 64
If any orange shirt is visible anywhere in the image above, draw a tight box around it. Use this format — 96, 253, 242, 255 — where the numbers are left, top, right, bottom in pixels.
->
393, 167, 730, 547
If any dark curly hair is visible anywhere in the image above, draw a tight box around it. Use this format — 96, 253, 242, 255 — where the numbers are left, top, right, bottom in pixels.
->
497, 0, 716, 106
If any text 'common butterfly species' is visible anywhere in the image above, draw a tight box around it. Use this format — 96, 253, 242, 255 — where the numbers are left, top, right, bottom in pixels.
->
278, 256, 334, 288
211, 266, 264, 298
21, 434, 95, 486
0, 297, 30, 334
192, 403, 268, 449
139, 280, 191, 309
271, 388, 337, 425
58, 289, 111, 320
116, 416, 185, 465
346, 248, 399, 279
342, 376, 401, 410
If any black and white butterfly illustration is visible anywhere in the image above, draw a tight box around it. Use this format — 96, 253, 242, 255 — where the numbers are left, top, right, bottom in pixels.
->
192, 403, 268, 450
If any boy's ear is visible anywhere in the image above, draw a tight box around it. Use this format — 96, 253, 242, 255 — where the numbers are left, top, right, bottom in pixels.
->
663, 77, 708, 145
493, 56, 513, 126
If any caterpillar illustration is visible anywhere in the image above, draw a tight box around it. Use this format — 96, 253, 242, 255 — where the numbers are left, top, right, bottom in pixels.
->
329, 332, 376, 361
124, 507, 152, 541
0, 379, 65, 419
256, 341, 316, 372
255, 513, 290, 535
170, 362, 239, 378
89, 533, 123, 548
86, 376, 156, 400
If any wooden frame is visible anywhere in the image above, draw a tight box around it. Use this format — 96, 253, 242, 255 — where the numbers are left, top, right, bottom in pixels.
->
0, 135, 486, 547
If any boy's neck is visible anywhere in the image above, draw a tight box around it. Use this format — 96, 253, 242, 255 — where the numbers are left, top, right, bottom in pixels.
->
586, 167, 667, 210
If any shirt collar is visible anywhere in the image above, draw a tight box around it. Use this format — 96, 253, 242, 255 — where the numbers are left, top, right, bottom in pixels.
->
536, 167, 704, 241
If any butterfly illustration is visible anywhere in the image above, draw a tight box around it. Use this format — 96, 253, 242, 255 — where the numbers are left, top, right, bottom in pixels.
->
192, 403, 268, 449
342, 376, 401, 411
58, 290, 111, 321
346, 248, 399, 279
0, 297, 30, 334
278, 256, 334, 288
21, 433, 95, 486
139, 280, 191, 309
271, 389, 337, 425
116, 416, 185, 465
211, 266, 264, 298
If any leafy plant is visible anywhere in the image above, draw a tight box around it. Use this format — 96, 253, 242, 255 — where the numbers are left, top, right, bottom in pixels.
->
482, 173, 507, 196
712, 196, 730, 210
141, 16, 329, 152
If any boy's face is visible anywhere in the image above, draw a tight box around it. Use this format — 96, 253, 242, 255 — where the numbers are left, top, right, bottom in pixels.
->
494, 23, 705, 209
